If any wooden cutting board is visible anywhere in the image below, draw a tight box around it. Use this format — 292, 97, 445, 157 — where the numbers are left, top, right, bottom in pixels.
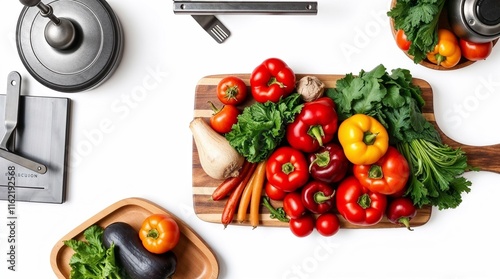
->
192, 74, 500, 229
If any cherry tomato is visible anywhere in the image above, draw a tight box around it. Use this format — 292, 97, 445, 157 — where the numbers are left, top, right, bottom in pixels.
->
265, 181, 287, 201
459, 39, 493, 61
289, 214, 315, 237
217, 76, 248, 106
209, 103, 240, 134
283, 191, 306, 219
315, 213, 340, 237
395, 29, 411, 51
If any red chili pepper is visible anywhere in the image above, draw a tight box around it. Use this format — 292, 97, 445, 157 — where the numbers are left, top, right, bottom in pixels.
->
300, 180, 335, 214
308, 142, 350, 184
335, 176, 387, 226
386, 197, 417, 231
286, 97, 338, 153
353, 146, 410, 195
266, 146, 309, 192
250, 58, 296, 103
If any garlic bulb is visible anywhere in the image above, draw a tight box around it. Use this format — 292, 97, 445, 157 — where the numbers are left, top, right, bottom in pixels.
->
296, 76, 325, 102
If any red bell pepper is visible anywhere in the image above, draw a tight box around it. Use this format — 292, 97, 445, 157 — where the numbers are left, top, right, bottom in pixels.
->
300, 180, 335, 214
308, 142, 350, 183
266, 146, 309, 192
286, 97, 338, 153
353, 146, 410, 195
336, 176, 387, 226
250, 58, 296, 103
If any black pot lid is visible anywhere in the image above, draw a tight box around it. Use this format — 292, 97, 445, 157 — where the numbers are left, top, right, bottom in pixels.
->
16, 0, 123, 93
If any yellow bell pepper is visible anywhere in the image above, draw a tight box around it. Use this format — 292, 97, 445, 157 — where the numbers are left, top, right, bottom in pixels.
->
338, 114, 389, 165
426, 29, 461, 68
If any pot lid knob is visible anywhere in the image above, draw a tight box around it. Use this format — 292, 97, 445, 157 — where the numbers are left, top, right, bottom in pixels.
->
19, 0, 76, 50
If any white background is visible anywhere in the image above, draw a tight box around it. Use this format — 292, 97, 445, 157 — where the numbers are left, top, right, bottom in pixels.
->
1, 0, 500, 278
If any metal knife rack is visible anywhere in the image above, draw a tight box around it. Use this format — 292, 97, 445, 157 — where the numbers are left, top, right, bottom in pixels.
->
173, 1, 318, 15
173, 1, 318, 43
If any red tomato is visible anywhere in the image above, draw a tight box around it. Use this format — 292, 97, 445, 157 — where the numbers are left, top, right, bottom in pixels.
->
315, 213, 340, 237
459, 39, 493, 61
265, 181, 287, 201
216, 76, 248, 105
209, 104, 240, 134
395, 29, 411, 51
283, 191, 306, 219
289, 214, 315, 237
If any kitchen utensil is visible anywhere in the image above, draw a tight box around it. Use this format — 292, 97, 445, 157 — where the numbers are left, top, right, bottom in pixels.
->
0, 72, 70, 203
0, 71, 47, 174
173, 1, 318, 15
16, 0, 123, 92
19, 0, 76, 50
50, 198, 219, 279
0, 72, 21, 151
0, 149, 47, 175
192, 15, 231, 43
448, 0, 500, 43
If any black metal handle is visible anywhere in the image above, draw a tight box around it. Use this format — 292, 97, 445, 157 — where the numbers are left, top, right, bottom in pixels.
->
173, 1, 318, 15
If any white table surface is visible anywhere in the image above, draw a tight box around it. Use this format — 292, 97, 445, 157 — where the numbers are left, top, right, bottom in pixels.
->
1, 0, 500, 278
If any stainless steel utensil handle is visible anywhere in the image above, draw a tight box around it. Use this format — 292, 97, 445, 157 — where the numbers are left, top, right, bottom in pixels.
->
173, 1, 318, 15
0, 72, 21, 150
0, 148, 47, 174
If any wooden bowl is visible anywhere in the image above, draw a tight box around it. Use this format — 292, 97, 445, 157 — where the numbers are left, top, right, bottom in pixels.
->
389, 0, 496, 70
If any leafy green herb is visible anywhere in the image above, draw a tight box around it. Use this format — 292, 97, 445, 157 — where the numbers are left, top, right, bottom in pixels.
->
326, 64, 472, 210
64, 225, 128, 279
399, 139, 471, 209
328, 64, 439, 145
225, 93, 303, 163
388, 0, 446, 63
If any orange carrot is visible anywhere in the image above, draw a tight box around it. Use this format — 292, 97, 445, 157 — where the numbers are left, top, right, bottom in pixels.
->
250, 161, 267, 229
236, 168, 258, 223
221, 163, 256, 228
212, 161, 254, 201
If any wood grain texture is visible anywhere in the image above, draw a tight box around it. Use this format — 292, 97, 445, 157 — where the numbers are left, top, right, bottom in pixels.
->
192, 74, 499, 229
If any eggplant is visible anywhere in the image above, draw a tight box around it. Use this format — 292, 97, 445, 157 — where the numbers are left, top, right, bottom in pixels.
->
103, 222, 177, 279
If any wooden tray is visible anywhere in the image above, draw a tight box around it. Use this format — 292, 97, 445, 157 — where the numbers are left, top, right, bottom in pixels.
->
50, 197, 219, 279
192, 74, 500, 229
